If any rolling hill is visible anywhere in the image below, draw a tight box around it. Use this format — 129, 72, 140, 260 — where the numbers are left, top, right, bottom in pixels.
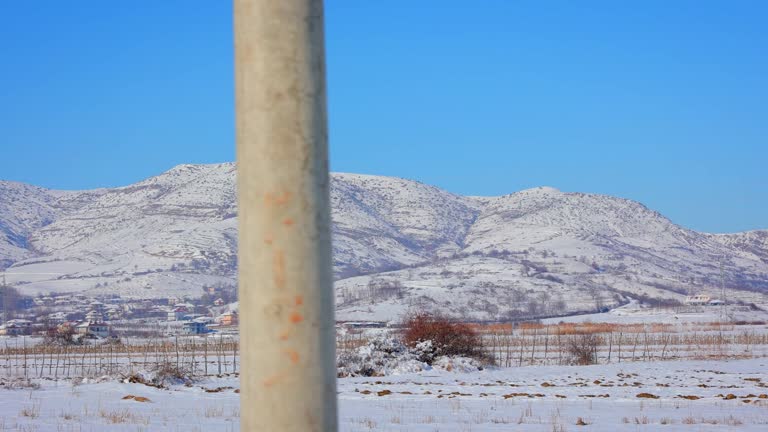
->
2, 163, 766, 321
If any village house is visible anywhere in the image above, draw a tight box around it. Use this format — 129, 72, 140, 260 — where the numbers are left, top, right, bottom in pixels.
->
219, 311, 238, 326
54, 297, 72, 306
0, 323, 24, 336
105, 307, 121, 320
685, 294, 722, 306
167, 306, 189, 321
183, 320, 210, 335
213, 297, 225, 307
75, 321, 110, 338
85, 310, 104, 322
184, 313, 208, 323
46, 312, 68, 325
166, 297, 181, 306
89, 322, 111, 338
0, 319, 33, 336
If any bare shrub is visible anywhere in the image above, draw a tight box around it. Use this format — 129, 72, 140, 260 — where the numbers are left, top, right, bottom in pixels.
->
122, 362, 193, 388
99, 408, 147, 424
567, 334, 599, 365
5, 378, 40, 390
401, 312, 490, 365
205, 406, 226, 418
575, 417, 590, 426
59, 411, 79, 421
44, 326, 82, 346
20, 402, 40, 419
151, 362, 194, 386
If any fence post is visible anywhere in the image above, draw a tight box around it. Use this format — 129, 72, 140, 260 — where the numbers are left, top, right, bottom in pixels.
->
607, 332, 612, 363
23, 336, 27, 379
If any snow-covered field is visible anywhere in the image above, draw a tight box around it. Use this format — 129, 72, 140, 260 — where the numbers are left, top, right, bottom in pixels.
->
541, 300, 768, 324
1, 358, 767, 431
1, 313, 767, 430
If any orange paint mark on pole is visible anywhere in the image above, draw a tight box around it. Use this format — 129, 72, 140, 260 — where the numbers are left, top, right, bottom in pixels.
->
273, 251, 286, 289
264, 191, 293, 207
284, 349, 301, 364
263, 372, 286, 388
289, 312, 304, 324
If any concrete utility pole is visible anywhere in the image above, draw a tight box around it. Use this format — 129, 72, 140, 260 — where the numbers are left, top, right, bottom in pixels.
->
235, 1, 337, 431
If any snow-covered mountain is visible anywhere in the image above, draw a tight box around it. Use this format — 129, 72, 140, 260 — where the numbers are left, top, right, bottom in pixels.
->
707, 230, 768, 265
331, 173, 481, 278
1, 163, 767, 321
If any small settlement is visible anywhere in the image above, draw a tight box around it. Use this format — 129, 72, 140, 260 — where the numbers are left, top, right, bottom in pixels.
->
0, 287, 239, 340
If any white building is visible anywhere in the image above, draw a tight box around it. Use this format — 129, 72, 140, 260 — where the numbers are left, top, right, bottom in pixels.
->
167, 306, 189, 321
75, 321, 110, 338
684, 294, 712, 306
0, 323, 28, 336
85, 310, 104, 322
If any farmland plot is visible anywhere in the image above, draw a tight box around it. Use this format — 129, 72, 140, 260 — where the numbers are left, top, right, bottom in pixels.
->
1, 358, 767, 431
1, 311, 767, 430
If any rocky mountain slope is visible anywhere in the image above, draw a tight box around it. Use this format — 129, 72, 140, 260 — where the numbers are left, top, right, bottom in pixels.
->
707, 230, 768, 265
1, 163, 767, 321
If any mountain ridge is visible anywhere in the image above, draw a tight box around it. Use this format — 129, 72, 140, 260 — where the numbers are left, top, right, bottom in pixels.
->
1, 163, 767, 321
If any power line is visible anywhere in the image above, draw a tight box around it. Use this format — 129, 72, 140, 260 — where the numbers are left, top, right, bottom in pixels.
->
721, 256, 727, 323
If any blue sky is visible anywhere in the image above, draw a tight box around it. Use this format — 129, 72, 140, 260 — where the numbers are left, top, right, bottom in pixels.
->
0, 1, 766, 233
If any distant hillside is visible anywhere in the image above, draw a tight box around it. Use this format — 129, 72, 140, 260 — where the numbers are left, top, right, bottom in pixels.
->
2, 163, 767, 321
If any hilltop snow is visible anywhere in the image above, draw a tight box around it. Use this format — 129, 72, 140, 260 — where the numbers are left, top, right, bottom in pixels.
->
1, 163, 767, 321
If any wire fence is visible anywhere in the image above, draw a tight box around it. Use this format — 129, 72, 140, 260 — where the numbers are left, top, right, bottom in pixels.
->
0, 335, 238, 379
3, 322, 768, 379
483, 326, 768, 367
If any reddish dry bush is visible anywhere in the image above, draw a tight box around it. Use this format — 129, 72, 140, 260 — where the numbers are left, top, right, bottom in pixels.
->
567, 333, 600, 365
401, 312, 488, 364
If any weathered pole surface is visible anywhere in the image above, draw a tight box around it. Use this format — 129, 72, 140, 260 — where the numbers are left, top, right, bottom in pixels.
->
235, 0, 337, 431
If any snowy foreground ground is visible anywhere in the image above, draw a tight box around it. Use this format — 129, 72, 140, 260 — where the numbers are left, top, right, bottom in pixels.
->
1, 358, 767, 431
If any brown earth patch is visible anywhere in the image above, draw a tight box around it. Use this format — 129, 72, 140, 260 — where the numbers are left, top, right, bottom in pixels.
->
122, 395, 151, 403
677, 395, 700, 400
